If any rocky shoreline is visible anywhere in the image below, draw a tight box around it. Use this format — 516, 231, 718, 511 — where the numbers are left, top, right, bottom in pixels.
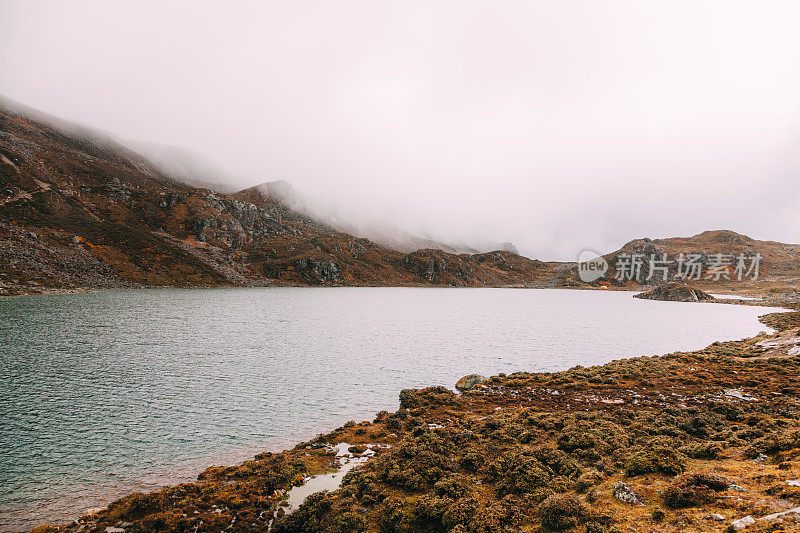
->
22, 297, 800, 533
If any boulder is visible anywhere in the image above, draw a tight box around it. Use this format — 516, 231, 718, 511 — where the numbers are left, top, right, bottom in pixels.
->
455, 374, 487, 392
730, 516, 755, 530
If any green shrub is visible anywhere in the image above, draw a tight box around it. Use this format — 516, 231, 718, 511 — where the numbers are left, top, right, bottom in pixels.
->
494, 454, 551, 495
104, 492, 165, 521
459, 450, 485, 472
531, 446, 580, 477
441, 497, 480, 530
434, 475, 472, 498
538, 494, 588, 530
412, 496, 449, 525
557, 431, 598, 451
399, 386, 455, 409
745, 430, 800, 458
576, 470, 604, 492
663, 473, 729, 508
680, 442, 723, 459
624, 446, 685, 477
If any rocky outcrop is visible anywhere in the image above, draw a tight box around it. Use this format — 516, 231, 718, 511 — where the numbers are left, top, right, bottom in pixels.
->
634, 282, 714, 302
292, 258, 341, 283
402, 250, 453, 283
613, 481, 643, 505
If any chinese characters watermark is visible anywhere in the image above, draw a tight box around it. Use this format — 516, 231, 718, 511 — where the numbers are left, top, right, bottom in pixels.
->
612, 252, 761, 282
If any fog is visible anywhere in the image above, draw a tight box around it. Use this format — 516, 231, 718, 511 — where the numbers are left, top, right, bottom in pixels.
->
2, 1, 800, 259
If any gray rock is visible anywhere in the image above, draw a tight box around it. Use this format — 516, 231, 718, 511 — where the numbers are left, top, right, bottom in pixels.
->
724, 389, 758, 402
730, 516, 755, 530
759, 506, 800, 522
455, 374, 487, 392
613, 481, 643, 505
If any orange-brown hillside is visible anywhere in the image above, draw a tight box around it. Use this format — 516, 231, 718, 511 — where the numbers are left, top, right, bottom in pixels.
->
568, 231, 800, 294
0, 97, 558, 295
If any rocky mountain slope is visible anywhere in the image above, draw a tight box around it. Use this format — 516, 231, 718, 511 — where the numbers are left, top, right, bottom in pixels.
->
0, 97, 559, 295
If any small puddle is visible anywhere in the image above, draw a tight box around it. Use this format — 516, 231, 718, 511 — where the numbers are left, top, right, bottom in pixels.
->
268, 443, 387, 530
710, 294, 762, 301
286, 443, 373, 512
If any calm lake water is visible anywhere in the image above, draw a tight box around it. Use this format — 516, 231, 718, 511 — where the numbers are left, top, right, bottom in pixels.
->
0, 287, 780, 531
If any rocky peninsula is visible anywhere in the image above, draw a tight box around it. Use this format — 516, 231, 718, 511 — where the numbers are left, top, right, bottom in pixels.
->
634, 283, 715, 303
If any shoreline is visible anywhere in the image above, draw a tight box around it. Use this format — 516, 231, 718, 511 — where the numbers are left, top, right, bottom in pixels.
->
1, 432, 330, 533
18, 296, 800, 533
1, 281, 789, 298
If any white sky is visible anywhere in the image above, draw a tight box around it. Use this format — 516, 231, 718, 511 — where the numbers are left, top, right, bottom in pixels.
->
2, 0, 800, 259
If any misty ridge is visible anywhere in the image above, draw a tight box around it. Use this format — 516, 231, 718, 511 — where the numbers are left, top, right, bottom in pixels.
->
3, 92, 579, 296
5, 100, 529, 260
0, 93, 516, 258
127, 141, 521, 256
0, 91, 521, 258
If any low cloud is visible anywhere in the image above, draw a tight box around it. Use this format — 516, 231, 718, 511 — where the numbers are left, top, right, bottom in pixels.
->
3, 0, 800, 259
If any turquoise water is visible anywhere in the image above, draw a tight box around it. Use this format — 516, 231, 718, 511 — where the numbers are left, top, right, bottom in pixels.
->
0, 288, 779, 531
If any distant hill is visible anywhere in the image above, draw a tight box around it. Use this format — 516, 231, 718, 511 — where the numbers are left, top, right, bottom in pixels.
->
0, 96, 557, 295
569, 230, 800, 293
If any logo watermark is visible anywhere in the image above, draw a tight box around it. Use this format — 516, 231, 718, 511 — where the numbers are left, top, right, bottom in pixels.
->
577, 249, 609, 283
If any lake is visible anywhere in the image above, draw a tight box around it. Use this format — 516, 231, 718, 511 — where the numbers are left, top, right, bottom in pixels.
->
0, 287, 780, 531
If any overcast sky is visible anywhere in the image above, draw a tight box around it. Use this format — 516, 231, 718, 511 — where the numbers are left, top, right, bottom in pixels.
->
2, 1, 800, 259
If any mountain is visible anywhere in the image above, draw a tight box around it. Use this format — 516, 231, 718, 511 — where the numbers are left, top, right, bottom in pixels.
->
3, 97, 796, 298
569, 230, 800, 293
0, 97, 557, 295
